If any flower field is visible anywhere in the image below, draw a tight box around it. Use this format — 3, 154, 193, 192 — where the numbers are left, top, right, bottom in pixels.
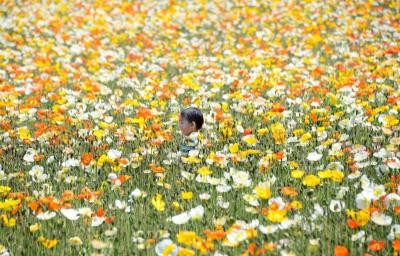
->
1, 0, 400, 255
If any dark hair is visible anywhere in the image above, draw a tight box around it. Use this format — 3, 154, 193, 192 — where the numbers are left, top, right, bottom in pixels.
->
180, 107, 204, 130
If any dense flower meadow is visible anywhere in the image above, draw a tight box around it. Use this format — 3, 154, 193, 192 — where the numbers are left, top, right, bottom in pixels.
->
0, 0, 400, 255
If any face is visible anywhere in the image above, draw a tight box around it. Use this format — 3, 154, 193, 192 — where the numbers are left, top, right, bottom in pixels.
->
178, 113, 196, 136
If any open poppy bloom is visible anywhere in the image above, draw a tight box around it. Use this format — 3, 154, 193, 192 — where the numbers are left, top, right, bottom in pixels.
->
334, 245, 349, 256
368, 240, 384, 251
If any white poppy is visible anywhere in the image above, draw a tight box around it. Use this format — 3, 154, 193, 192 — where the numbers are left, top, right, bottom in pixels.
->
23, 148, 36, 162
62, 158, 80, 168
155, 239, 179, 256
130, 188, 142, 199
196, 174, 211, 183
231, 171, 252, 188
387, 224, 400, 240
347, 170, 362, 179
387, 157, 400, 169
188, 150, 199, 157
331, 143, 342, 151
46, 156, 55, 164
78, 207, 93, 217
355, 161, 371, 169
384, 193, 400, 209
226, 229, 247, 244
248, 219, 259, 229
243, 193, 259, 207
329, 200, 345, 212
326, 161, 344, 170
307, 152, 322, 161
107, 149, 122, 160
171, 212, 191, 225
115, 200, 128, 210
371, 212, 392, 226
373, 148, 391, 158
336, 186, 349, 199
317, 131, 327, 141
354, 151, 369, 162
360, 175, 371, 189
37, 211, 56, 220
311, 203, 324, 220
91, 216, 106, 227
104, 227, 118, 236
259, 224, 279, 234
217, 197, 230, 209
279, 219, 294, 229
189, 205, 204, 220
29, 165, 48, 182
351, 230, 365, 241
287, 136, 298, 143
209, 177, 224, 186
199, 193, 211, 200
355, 190, 374, 209
371, 184, 386, 200
216, 183, 231, 193
180, 171, 195, 180
268, 197, 285, 210
60, 208, 80, 220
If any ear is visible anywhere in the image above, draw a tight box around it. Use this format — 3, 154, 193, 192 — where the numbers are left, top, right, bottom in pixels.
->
191, 121, 196, 129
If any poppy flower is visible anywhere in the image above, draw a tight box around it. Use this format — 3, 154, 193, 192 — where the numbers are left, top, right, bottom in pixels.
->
393, 240, 400, 251
334, 245, 349, 256
81, 152, 93, 166
368, 240, 384, 251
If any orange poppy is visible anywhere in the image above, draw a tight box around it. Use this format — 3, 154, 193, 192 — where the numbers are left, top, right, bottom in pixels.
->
80, 152, 93, 166
393, 240, 400, 251
62, 190, 74, 199
113, 175, 131, 184
137, 107, 153, 119
105, 216, 116, 224
334, 245, 349, 256
394, 206, 400, 215
203, 230, 225, 240
261, 207, 268, 216
274, 151, 285, 160
271, 103, 285, 113
310, 112, 318, 123
242, 242, 257, 255
149, 163, 165, 173
280, 187, 298, 197
28, 200, 40, 212
96, 208, 105, 217
243, 127, 253, 136
368, 240, 384, 251
34, 154, 44, 161
48, 201, 62, 211
214, 108, 223, 122
347, 219, 360, 229
151, 123, 161, 131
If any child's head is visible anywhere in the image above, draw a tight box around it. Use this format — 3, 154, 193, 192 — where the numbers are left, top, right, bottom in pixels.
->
178, 107, 204, 136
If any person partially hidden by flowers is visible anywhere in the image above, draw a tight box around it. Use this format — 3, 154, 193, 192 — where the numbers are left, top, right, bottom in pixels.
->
177, 107, 204, 156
